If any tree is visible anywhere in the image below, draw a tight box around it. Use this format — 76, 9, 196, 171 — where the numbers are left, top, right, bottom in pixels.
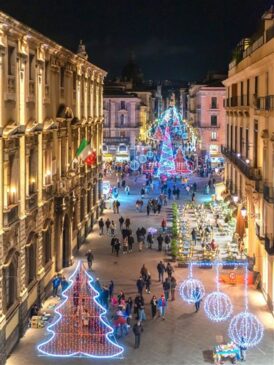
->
38, 262, 124, 358
157, 127, 176, 176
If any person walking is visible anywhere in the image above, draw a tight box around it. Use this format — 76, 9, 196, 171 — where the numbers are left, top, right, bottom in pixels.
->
161, 218, 167, 232
133, 321, 143, 349
85, 250, 94, 270
116, 200, 120, 214
52, 275, 61, 297
150, 295, 158, 319
109, 280, 114, 300
136, 276, 145, 296
166, 263, 174, 278
163, 278, 171, 301
168, 187, 172, 200
125, 218, 131, 229
119, 216, 124, 230
105, 218, 111, 234
191, 192, 195, 202
114, 239, 121, 257
145, 273, 151, 294
164, 234, 171, 252
140, 264, 148, 280
128, 234, 134, 253
170, 276, 177, 301
111, 236, 117, 254
191, 228, 197, 245
157, 233, 164, 251
125, 185, 130, 195
110, 220, 116, 236
194, 287, 202, 312
157, 261, 166, 282
147, 232, 154, 249
146, 204, 150, 216
98, 218, 104, 235
113, 200, 117, 214
134, 295, 146, 321
122, 236, 128, 254
157, 294, 167, 320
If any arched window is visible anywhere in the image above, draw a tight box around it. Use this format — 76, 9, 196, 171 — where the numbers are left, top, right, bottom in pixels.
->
3, 250, 18, 311
120, 114, 125, 126
87, 187, 91, 213
43, 222, 52, 266
25, 239, 36, 286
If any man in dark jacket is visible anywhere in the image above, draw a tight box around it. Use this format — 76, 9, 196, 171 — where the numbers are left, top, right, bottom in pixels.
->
128, 235, 134, 252
85, 250, 94, 270
163, 278, 171, 301
98, 218, 104, 235
157, 234, 164, 251
157, 261, 166, 282
119, 216, 124, 230
136, 276, 145, 295
133, 321, 143, 349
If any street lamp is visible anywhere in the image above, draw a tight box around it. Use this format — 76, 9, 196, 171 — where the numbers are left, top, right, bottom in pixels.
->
241, 207, 247, 218
245, 159, 250, 164
232, 195, 239, 204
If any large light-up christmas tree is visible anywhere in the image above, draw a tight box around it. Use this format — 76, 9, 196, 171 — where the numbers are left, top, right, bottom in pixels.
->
38, 262, 124, 358
157, 126, 176, 176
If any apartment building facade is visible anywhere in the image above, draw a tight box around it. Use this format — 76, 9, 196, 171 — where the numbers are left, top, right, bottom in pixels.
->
0, 12, 106, 363
222, 7, 274, 313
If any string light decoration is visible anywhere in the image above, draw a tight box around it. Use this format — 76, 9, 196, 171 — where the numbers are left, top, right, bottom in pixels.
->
130, 159, 140, 171
204, 263, 233, 322
228, 264, 264, 348
179, 264, 205, 304
157, 127, 176, 176
138, 154, 147, 164
38, 261, 124, 358
146, 150, 154, 159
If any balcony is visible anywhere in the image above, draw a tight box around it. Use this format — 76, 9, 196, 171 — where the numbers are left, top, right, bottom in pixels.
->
226, 95, 249, 108
43, 184, 54, 201
263, 184, 274, 203
255, 95, 274, 111
221, 145, 262, 181
265, 235, 274, 255
3, 204, 19, 227
26, 193, 38, 211
103, 136, 130, 145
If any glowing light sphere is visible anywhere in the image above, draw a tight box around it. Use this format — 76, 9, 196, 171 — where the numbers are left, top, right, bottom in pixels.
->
130, 160, 140, 171
138, 154, 147, 164
179, 278, 205, 304
146, 150, 154, 159
204, 291, 233, 322
228, 312, 264, 348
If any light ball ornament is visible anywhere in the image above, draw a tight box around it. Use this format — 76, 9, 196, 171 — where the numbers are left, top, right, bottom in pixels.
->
146, 150, 154, 159
204, 291, 233, 322
179, 278, 205, 304
130, 160, 140, 171
138, 154, 147, 164
228, 312, 264, 348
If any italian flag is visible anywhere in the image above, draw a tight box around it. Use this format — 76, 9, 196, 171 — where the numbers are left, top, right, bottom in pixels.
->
76, 138, 92, 162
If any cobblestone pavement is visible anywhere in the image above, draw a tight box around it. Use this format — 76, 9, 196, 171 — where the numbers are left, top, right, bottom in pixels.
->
7, 174, 274, 365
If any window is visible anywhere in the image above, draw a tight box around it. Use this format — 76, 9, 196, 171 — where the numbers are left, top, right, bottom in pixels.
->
43, 225, 52, 265
211, 131, 217, 141
211, 115, 217, 126
255, 76, 258, 95
60, 67, 65, 88
3, 251, 18, 311
80, 191, 85, 221
121, 101, 126, 109
209, 145, 219, 155
120, 114, 125, 126
29, 54, 35, 81
8, 46, 15, 76
25, 242, 36, 285
211, 97, 217, 109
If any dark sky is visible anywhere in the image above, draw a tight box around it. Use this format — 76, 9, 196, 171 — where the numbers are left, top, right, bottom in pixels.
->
0, 0, 271, 80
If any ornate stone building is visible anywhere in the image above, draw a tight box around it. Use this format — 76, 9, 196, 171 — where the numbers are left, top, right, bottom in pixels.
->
222, 7, 274, 313
0, 12, 106, 363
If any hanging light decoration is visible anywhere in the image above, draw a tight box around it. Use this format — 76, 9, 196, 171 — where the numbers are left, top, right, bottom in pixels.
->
204, 263, 233, 322
179, 264, 205, 304
228, 265, 264, 348
146, 150, 154, 159
138, 154, 147, 164
130, 159, 140, 171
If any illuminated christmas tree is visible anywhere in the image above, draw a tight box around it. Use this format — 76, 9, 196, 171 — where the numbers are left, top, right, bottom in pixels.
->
153, 125, 164, 140
38, 262, 124, 358
157, 127, 176, 176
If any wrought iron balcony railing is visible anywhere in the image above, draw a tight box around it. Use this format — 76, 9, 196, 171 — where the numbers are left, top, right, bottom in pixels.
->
265, 235, 274, 255
221, 145, 262, 181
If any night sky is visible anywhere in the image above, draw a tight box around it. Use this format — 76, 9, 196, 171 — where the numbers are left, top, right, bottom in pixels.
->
0, 0, 271, 81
